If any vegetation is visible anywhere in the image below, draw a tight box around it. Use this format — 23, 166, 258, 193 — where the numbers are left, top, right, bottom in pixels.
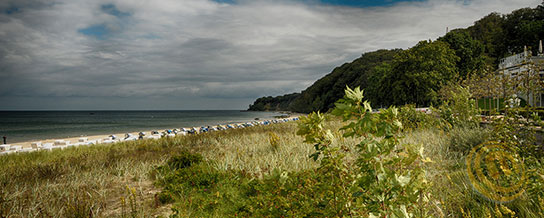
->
249, 3, 544, 112
247, 93, 300, 111
156, 85, 542, 217
3, 3, 544, 217
367, 40, 459, 107
249, 49, 399, 112
0, 122, 321, 217
1, 84, 543, 217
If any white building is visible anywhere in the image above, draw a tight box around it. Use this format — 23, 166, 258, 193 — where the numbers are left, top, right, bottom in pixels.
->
498, 40, 544, 107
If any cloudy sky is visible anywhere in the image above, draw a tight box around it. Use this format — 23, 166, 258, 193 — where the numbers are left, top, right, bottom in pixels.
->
0, 0, 541, 110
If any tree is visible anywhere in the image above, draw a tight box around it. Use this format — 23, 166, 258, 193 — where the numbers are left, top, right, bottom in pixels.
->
288, 49, 400, 113
517, 60, 544, 108
366, 63, 393, 107
463, 67, 503, 113
467, 12, 506, 67
380, 40, 459, 107
438, 29, 487, 78
503, 7, 544, 55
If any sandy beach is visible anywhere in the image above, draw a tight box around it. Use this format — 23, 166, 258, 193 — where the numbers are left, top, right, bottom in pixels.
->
4, 114, 303, 150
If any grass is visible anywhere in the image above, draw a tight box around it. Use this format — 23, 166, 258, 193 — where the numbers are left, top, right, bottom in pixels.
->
1, 116, 542, 217
0, 136, 178, 217
0, 122, 329, 217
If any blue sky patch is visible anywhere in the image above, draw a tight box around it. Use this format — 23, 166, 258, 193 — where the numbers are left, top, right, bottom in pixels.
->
78, 24, 109, 39
4, 6, 20, 14
313, 0, 424, 7
101, 4, 131, 18
212, 0, 236, 4
209, 0, 424, 7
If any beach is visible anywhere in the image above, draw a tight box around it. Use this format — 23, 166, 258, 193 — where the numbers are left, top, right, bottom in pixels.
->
1, 113, 302, 152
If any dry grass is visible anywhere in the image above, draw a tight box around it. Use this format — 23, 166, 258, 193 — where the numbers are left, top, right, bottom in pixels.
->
0, 121, 326, 217
1, 117, 503, 217
0, 139, 176, 217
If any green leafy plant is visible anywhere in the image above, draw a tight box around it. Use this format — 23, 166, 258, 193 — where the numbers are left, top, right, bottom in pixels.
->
438, 84, 480, 128
296, 111, 356, 217
398, 104, 441, 131
297, 86, 431, 217
167, 151, 203, 170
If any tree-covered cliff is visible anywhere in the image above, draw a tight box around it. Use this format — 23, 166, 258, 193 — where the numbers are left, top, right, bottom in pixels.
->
249, 3, 544, 113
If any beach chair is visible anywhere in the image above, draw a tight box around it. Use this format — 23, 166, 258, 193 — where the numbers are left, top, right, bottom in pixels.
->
145, 135, 161, 140
19, 148, 35, 153
88, 139, 100, 145
52, 145, 65, 150
124, 133, 138, 141
0, 144, 10, 152
41, 143, 54, 151
72, 138, 88, 146
10, 145, 22, 151
54, 140, 68, 146
102, 138, 115, 144
31, 142, 42, 149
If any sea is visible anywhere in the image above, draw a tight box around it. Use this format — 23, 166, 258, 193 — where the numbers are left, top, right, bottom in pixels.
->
0, 110, 285, 143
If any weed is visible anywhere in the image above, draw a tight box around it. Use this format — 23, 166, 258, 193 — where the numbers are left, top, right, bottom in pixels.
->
268, 132, 281, 151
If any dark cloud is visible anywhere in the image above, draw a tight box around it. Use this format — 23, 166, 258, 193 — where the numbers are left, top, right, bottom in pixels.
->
0, 0, 541, 109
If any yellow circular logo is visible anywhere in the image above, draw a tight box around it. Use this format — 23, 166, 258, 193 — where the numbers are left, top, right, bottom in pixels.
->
466, 141, 527, 202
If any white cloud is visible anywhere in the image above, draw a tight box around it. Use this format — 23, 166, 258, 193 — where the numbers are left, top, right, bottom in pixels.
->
0, 0, 541, 109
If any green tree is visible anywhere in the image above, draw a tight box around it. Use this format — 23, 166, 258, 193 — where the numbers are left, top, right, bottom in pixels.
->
467, 12, 506, 67
289, 49, 400, 113
366, 63, 394, 107
438, 29, 487, 78
504, 7, 544, 55
517, 61, 544, 108
381, 40, 459, 106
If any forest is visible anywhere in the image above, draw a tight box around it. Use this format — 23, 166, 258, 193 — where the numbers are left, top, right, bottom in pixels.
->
248, 3, 544, 113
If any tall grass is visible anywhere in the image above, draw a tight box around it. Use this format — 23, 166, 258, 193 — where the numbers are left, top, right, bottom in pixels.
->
0, 137, 178, 217
0, 122, 329, 217
2, 117, 539, 217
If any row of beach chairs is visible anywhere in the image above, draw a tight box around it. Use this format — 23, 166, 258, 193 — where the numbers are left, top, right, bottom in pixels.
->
0, 117, 300, 155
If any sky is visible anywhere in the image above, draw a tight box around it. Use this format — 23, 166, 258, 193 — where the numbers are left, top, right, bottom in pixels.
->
0, 0, 541, 110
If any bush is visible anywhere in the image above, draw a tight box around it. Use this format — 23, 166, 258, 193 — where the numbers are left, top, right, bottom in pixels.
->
167, 151, 203, 170
438, 84, 479, 128
398, 104, 440, 130
240, 170, 327, 217
296, 86, 431, 217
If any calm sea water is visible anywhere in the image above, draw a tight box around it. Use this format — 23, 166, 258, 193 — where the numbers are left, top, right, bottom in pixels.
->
0, 111, 284, 143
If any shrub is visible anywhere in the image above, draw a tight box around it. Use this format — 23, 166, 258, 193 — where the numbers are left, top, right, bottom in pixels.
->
398, 104, 440, 130
296, 86, 431, 217
167, 151, 203, 170
438, 84, 480, 128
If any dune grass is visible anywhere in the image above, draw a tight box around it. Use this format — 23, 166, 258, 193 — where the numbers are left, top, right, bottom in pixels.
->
1, 117, 541, 217
0, 122, 326, 217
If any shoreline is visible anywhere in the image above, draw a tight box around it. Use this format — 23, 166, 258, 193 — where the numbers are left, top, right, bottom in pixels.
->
1, 114, 303, 153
